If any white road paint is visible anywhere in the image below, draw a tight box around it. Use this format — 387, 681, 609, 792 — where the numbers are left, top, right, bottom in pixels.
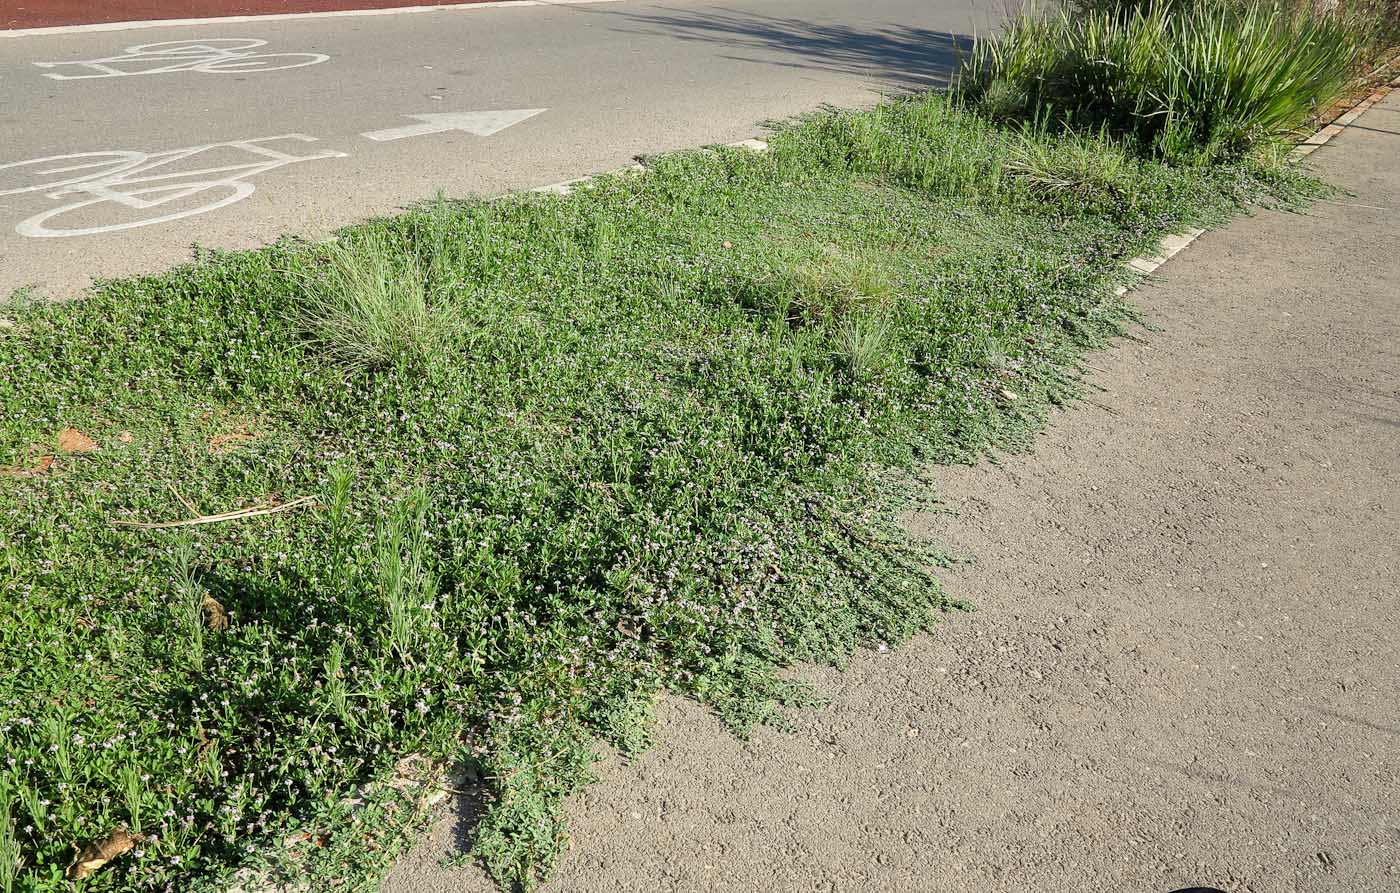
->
361, 109, 545, 142
34, 39, 328, 79
1, 135, 345, 237
0, 151, 149, 197
0, 108, 543, 237
0, 0, 623, 39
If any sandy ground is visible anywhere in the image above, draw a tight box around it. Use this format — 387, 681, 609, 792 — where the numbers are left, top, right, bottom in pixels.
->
383, 90, 1400, 893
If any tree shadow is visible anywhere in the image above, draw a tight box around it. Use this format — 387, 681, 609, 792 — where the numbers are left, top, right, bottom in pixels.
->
609, 7, 979, 92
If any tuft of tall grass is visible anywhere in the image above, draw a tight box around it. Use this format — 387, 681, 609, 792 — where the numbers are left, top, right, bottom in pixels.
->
773, 92, 1163, 217
295, 228, 461, 369
836, 314, 894, 378
119, 765, 144, 836
963, 0, 1364, 161
786, 250, 897, 323
377, 489, 436, 664
1004, 127, 1136, 203
775, 97, 1011, 197
173, 539, 206, 673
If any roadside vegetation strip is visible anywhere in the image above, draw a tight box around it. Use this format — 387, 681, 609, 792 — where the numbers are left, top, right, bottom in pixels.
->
0, 3, 1390, 893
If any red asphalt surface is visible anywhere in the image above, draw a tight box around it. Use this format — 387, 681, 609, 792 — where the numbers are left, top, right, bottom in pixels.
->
5, 0, 495, 29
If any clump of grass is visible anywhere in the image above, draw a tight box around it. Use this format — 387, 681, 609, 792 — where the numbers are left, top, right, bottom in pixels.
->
1004, 127, 1137, 206
836, 314, 894, 378
119, 766, 144, 837
173, 540, 206, 672
778, 250, 898, 324
963, 0, 1364, 161
296, 228, 460, 369
376, 488, 436, 663
1071, 0, 1400, 49
778, 97, 1011, 196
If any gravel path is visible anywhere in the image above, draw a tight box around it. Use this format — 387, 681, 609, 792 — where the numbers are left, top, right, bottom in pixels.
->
384, 88, 1400, 893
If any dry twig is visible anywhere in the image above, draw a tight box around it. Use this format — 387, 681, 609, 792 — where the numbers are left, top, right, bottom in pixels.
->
112, 495, 317, 530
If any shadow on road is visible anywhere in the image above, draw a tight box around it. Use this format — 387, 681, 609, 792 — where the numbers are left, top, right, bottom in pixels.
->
611, 8, 975, 91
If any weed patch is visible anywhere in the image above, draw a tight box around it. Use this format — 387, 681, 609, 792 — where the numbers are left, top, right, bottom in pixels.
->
0, 92, 1322, 892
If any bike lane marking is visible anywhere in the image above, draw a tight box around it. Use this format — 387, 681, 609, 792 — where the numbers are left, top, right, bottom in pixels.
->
2, 0, 621, 38
1, 135, 347, 238
0, 109, 546, 237
34, 38, 330, 79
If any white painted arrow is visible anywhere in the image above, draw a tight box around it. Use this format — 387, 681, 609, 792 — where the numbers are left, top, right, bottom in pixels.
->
361, 109, 546, 142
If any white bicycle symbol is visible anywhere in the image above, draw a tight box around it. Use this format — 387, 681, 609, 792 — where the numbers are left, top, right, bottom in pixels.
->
0, 135, 346, 238
34, 39, 329, 80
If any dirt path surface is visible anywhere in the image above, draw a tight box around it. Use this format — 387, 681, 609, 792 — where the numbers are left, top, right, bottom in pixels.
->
383, 91, 1400, 893
2, 0, 494, 30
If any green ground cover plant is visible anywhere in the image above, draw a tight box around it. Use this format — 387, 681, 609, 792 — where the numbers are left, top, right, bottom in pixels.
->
0, 55, 1338, 893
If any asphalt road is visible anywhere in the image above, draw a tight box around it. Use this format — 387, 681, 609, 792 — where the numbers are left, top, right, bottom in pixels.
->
0, 0, 988, 299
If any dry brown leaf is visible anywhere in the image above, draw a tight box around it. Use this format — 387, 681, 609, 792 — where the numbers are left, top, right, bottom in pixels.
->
117, 431, 135, 444
2, 454, 54, 478
67, 828, 139, 880
202, 595, 229, 631
283, 830, 312, 847
57, 428, 98, 453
